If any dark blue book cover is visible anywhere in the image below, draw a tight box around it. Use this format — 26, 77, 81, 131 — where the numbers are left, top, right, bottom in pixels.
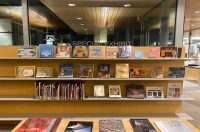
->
58, 64, 73, 78
39, 44, 54, 58
119, 46, 132, 58
97, 64, 110, 78
72, 45, 88, 58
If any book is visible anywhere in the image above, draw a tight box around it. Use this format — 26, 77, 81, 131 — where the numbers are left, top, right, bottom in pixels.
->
89, 46, 105, 58
72, 45, 88, 58
78, 64, 94, 78
109, 85, 121, 98
129, 119, 156, 132
168, 67, 185, 78
126, 84, 144, 99
106, 46, 117, 58
58, 64, 73, 78
146, 87, 164, 98
64, 121, 93, 132
151, 65, 164, 78
134, 50, 143, 58
160, 46, 177, 58
115, 63, 129, 78
15, 66, 35, 78
99, 119, 125, 132
94, 85, 105, 97
119, 46, 132, 58
167, 83, 181, 98
56, 43, 71, 57
177, 47, 182, 58
97, 64, 111, 78
18, 46, 36, 57
148, 47, 159, 58
36, 67, 53, 78
129, 66, 145, 78
39, 44, 54, 58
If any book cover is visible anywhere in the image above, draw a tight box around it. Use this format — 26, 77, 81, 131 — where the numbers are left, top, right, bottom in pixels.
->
168, 67, 185, 78
94, 85, 105, 97
160, 46, 177, 58
106, 46, 117, 58
148, 47, 159, 58
58, 64, 73, 78
18, 46, 36, 57
134, 50, 143, 58
56, 43, 71, 57
45, 118, 62, 132
15, 66, 35, 78
109, 85, 121, 98
126, 84, 144, 99
97, 64, 111, 78
151, 65, 164, 78
39, 44, 54, 58
36, 67, 53, 78
99, 119, 125, 132
177, 47, 182, 58
146, 87, 164, 98
115, 63, 129, 78
129, 119, 156, 132
129, 66, 145, 78
119, 46, 132, 58
64, 121, 93, 132
72, 45, 88, 58
167, 83, 181, 98
78, 64, 94, 78
89, 46, 105, 58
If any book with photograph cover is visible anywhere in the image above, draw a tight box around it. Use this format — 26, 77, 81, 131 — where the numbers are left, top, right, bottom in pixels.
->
148, 47, 159, 58
151, 65, 164, 78
168, 67, 185, 78
78, 64, 94, 78
36, 67, 53, 78
126, 84, 144, 99
64, 121, 93, 132
160, 46, 177, 58
129, 119, 156, 132
39, 44, 54, 58
99, 119, 126, 132
167, 83, 181, 98
15, 66, 35, 78
18, 46, 36, 57
146, 87, 164, 98
56, 43, 71, 57
97, 64, 110, 78
109, 85, 121, 98
134, 50, 143, 58
119, 46, 132, 58
58, 64, 73, 78
106, 46, 117, 58
115, 63, 129, 78
89, 46, 105, 58
129, 66, 145, 78
72, 45, 88, 58
94, 85, 105, 97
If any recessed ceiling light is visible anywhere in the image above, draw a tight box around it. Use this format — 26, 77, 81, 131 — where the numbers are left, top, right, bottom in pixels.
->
110, 29, 113, 30
124, 4, 131, 7
86, 33, 89, 34
195, 11, 200, 14
68, 4, 76, 6
81, 24, 84, 25
77, 18, 82, 20
191, 24, 195, 26
84, 29, 87, 30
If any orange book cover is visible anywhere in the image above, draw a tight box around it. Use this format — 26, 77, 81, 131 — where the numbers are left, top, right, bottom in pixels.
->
148, 47, 159, 58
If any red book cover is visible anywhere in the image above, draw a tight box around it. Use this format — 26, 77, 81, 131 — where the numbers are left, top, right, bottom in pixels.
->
148, 47, 159, 58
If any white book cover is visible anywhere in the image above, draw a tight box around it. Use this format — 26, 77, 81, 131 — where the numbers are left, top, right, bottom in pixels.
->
167, 83, 181, 98
146, 87, 164, 98
109, 85, 121, 98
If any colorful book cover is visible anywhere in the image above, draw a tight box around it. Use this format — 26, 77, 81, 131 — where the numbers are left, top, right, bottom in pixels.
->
160, 46, 177, 58
119, 46, 132, 58
36, 67, 53, 78
97, 64, 110, 78
58, 64, 73, 78
15, 66, 35, 78
89, 46, 105, 58
167, 83, 181, 98
129, 66, 145, 78
129, 119, 156, 132
56, 43, 71, 57
64, 121, 93, 132
106, 46, 117, 58
18, 46, 36, 57
72, 45, 88, 58
168, 67, 185, 78
109, 85, 121, 98
151, 65, 164, 78
126, 84, 144, 99
78, 64, 94, 78
115, 63, 129, 78
134, 50, 143, 58
146, 87, 164, 98
39, 44, 54, 58
148, 47, 159, 58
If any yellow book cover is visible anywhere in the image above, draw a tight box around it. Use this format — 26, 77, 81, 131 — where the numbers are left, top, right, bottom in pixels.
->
115, 63, 129, 78
15, 66, 35, 78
